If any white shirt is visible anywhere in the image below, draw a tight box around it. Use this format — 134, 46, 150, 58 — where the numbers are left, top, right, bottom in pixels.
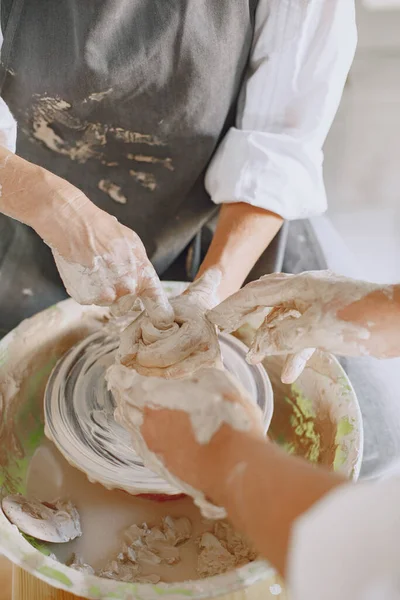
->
289, 474, 400, 600
0, 0, 356, 220
207, 0, 357, 219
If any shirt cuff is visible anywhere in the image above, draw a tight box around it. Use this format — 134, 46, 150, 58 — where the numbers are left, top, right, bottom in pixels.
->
205, 127, 327, 220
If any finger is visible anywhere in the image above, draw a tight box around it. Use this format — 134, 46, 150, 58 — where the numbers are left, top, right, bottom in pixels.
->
110, 293, 141, 317
247, 313, 314, 364
280, 349, 316, 384
76, 284, 116, 306
245, 307, 302, 364
264, 308, 315, 382
118, 314, 145, 364
140, 266, 175, 328
207, 273, 301, 332
184, 268, 221, 310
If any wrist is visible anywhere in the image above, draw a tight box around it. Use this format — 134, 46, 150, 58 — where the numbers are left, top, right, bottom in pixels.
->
32, 168, 92, 232
198, 203, 283, 301
0, 150, 42, 224
0, 147, 99, 254
205, 433, 346, 575
30, 169, 103, 261
198, 426, 265, 507
339, 285, 400, 358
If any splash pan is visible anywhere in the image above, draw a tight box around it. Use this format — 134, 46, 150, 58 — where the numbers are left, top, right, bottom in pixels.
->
0, 293, 362, 599
44, 330, 274, 497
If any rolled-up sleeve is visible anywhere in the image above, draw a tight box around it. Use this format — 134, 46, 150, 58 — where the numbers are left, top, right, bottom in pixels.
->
0, 29, 17, 152
205, 0, 357, 220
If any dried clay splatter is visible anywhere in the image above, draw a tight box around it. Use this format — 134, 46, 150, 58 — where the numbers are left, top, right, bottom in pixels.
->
0, 62, 15, 76
98, 180, 127, 205
22, 288, 34, 297
129, 169, 157, 191
127, 154, 174, 171
28, 94, 168, 193
83, 88, 114, 103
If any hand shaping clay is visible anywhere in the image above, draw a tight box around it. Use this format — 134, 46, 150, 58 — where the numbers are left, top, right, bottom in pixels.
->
106, 366, 264, 519
117, 269, 222, 378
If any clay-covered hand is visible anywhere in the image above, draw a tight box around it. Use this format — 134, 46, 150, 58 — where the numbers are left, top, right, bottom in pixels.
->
50, 203, 174, 328
0, 149, 173, 327
208, 271, 397, 383
117, 268, 223, 378
106, 365, 265, 515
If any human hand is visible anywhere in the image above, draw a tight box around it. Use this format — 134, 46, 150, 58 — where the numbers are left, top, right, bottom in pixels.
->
208, 271, 396, 383
50, 202, 173, 327
107, 366, 265, 509
117, 268, 222, 378
0, 151, 172, 326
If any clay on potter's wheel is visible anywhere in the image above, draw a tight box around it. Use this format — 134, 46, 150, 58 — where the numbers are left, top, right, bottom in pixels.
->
44, 331, 271, 497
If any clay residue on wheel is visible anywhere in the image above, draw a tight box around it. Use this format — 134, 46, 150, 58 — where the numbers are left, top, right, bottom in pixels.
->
0, 302, 107, 496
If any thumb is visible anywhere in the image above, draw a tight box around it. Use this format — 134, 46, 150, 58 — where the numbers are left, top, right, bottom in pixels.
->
184, 268, 222, 310
280, 349, 316, 384
246, 312, 316, 364
140, 267, 175, 328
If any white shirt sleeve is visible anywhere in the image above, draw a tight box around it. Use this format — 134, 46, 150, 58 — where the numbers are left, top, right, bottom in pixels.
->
288, 477, 400, 600
0, 27, 17, 152
205, 0, 357, 220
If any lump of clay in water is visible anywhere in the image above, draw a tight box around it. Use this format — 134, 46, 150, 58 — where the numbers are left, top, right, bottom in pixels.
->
67, 554, 95, 575
100, 516, 256, 583
197, 532, 236, 577
197, 521, 257, 578
117, 269, 222, 379
1, 495, 81, 543
54, 513, 255, 584
101, 516, 192, 583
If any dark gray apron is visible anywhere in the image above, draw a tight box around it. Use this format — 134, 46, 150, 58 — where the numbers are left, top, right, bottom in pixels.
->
0, 0, 257, 333
0, 0, 290, 336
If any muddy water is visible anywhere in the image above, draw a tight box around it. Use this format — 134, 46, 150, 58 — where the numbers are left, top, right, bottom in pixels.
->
26, 440, 213, 582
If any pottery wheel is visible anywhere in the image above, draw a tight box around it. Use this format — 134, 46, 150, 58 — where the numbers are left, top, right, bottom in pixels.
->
44, 331, 273, 497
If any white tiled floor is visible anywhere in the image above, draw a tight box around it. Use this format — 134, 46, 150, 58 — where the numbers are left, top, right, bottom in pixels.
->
322, 3, 400, 283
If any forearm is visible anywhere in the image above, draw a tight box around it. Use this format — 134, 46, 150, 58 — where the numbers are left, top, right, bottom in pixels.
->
197, 202, 283, 300
0, 145, 99, 260
339, 285, 400, 358
203, 430, 346, 576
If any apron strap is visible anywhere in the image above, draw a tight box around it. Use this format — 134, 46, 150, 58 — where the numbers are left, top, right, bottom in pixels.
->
0, 0, 24, 92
